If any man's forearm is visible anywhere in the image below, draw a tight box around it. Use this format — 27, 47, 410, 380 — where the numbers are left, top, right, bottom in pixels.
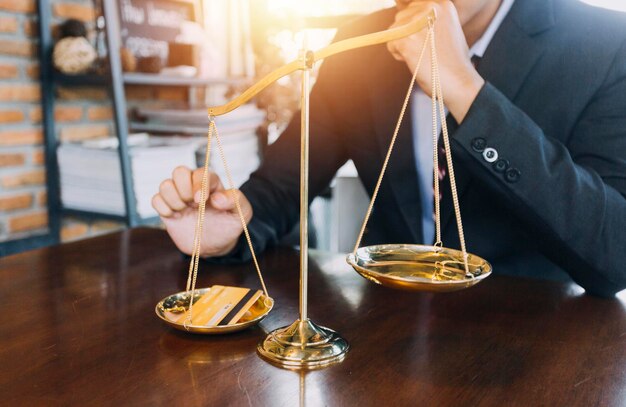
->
451, 83, 626, 296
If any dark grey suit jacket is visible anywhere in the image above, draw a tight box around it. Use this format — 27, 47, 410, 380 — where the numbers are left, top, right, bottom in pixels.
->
233, 0, 626, 297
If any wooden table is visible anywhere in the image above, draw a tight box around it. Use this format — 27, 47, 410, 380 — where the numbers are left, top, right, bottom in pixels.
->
1, 228, 625, 406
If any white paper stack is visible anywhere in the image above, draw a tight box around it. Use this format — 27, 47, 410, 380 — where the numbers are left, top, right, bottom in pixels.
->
191, 104, 264, 188
135, 103, 265, 189
202, 129, 260, 188
136, 104, 265, 135
58, 134, 197, 218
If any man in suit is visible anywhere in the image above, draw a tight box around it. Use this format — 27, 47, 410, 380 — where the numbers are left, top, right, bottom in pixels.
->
152, 0, 626, 297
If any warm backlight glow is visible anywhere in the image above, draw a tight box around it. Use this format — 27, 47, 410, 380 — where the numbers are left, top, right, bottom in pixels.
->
580, 0, 626, 11
267, 0, 394, 17
263, 0, 394, 59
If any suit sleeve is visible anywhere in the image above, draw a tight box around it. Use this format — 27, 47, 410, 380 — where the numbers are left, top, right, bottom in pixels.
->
451, 40, 626, 297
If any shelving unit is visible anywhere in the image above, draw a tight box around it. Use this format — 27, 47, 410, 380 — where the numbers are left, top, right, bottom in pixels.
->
123, 73, 244, 87
129, 122, 210, 134
52, 72, 245, 88
27, 0, 244, 253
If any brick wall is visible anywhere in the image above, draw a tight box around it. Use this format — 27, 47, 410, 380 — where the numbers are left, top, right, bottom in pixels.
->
0, 0, 47, 242
0, 0, 189, 245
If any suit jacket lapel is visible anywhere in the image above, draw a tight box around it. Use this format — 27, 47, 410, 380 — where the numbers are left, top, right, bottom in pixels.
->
440, 0, 556, 235
368, 44, 424, 243
479, 0, 555, 100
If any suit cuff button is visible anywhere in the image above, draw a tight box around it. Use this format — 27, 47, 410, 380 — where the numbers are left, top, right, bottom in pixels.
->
482, 147, 498, 163
505, 168, 521, 183
493, 158, 509, 173
471, 137, 487, 152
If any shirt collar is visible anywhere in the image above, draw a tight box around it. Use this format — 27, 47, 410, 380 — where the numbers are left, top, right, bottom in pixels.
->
469, 0, 515, 58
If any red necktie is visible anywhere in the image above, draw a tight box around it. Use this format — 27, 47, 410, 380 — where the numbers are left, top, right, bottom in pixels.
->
433, 55, 480, 218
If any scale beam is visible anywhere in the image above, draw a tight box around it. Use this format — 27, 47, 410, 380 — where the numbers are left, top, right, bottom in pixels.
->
208, 8, 436, 117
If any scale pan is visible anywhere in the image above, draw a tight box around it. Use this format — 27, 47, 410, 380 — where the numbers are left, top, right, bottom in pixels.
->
347, 244, 491, 293
155, 286, 273, 334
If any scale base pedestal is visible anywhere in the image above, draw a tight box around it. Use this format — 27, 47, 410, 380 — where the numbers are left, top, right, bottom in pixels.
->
258, 319, 349, 369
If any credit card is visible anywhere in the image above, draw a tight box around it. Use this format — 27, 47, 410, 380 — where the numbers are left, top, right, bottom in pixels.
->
176, 285, 225, 324
192, 286, 250, 326
170, 286, 263, 327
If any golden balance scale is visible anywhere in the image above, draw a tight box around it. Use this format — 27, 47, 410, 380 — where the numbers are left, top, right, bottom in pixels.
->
156, 8, 492, 369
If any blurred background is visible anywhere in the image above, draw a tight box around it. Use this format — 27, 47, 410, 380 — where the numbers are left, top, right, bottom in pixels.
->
0, 0, 624, 256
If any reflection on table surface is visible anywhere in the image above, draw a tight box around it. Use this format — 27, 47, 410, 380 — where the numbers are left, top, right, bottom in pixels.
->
1, 228, 624, 406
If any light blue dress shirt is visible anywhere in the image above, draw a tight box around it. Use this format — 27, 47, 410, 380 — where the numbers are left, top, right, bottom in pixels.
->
411, 0, 515, 244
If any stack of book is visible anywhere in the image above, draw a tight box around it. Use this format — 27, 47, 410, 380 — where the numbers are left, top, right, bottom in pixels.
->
58, 133, 197, 218
135, 104, 264, 188
134, 104, 264, 135
200, 125, 261, 188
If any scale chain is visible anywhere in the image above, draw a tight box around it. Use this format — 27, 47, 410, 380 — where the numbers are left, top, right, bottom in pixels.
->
431, 23, 442, 246
429, 28, 470, 277
351, 20, 471, 278
184, 120, 270, 330
184, 124, 214, 329
352, 28, 431, 255
211, 121, 270, 298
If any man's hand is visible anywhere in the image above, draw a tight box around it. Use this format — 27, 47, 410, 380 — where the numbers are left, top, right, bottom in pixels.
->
151, 166, 252, 257
387, 1, 485, 122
